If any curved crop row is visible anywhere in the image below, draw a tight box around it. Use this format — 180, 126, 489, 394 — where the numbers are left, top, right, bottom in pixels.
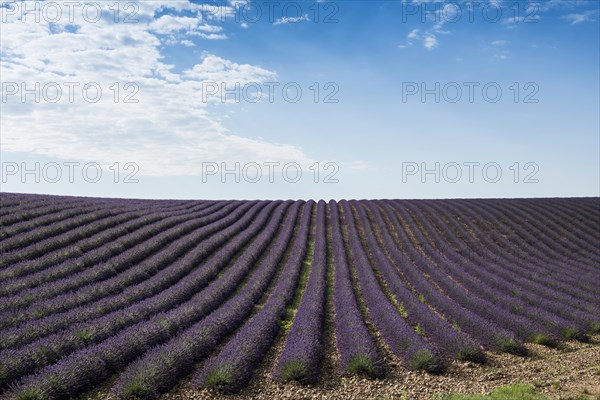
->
378, 201, 532, 352
0, 211, 144, 285
189, 201, 313, 394
395, 201, 576, 341
1, 202, 96, 234
420, 200, 599, 325
0, 201, 219, 284
391, 201, 558, 339
491, 199, 599, 265
466, 199, 597, 276
327, 200, 384, 378
353, 201, 485, 363
2, 201, 295, 399
424, 202, 589, 310
0, 202, 266, 349
0, 194, 596, 399
0, 207, 118, 260
0, 202, 240, 319
0, 203, 279, 386
0, 201, 228, 296
337, 201, 443, 372
273, 200, 328, 383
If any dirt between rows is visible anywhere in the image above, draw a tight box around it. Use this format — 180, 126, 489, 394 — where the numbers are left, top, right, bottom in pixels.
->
146, 336, 599, 400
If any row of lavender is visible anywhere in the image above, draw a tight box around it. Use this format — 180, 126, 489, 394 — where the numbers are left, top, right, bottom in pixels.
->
0, 193, 598, 399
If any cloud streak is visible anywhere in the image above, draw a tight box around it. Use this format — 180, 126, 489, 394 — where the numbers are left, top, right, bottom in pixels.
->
273, 14, 310, 25
563, 10, 598, 25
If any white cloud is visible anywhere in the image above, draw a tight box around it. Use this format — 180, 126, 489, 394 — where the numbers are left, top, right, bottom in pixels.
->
491, 40, 508, 46
149, 15, 199, 34
407, 29, 420, 40
273, 14, 310, 25
149, 15, 224, 40
503, 0, 594, 26
423, 35, 438, 50
502, 15, 540, 26
399, 2, 453, 50
401, 29, 439, 50
563, 10, 598, 25
180, 39, 195, 47
536, 0, 591, 11
196, 24, 224, 33
190, 32, 228, 40
228, 0, 249, 6
0, 1, 316, 177
182, 54, 276, 83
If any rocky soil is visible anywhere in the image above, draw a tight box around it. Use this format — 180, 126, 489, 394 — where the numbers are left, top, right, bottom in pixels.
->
152, 336, 599, 400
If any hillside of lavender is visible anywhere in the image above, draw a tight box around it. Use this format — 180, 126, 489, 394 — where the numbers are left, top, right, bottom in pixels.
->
0, 193, 598, 400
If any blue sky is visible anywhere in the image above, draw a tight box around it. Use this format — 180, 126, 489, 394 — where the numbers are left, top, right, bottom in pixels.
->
1, 0, 599, 199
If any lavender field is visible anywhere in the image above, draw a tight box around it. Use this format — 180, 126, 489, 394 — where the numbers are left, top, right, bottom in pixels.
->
0, 193, 598, 400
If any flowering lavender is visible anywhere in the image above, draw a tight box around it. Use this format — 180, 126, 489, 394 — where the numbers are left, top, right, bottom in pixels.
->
338, 200, 443, 372
0, 202, 264, 350
376, 201, 527, 354
0, 201, 240, 317
354, 201, 485, 363
190, 201, 313, 394
328, 200, 384, 378
0, 200, 219, 284
108, 201, 305, 398
272, 200, 328, 383
0, 201, 277, 390
0, 193, 597, 399
415, 200, 597, 337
